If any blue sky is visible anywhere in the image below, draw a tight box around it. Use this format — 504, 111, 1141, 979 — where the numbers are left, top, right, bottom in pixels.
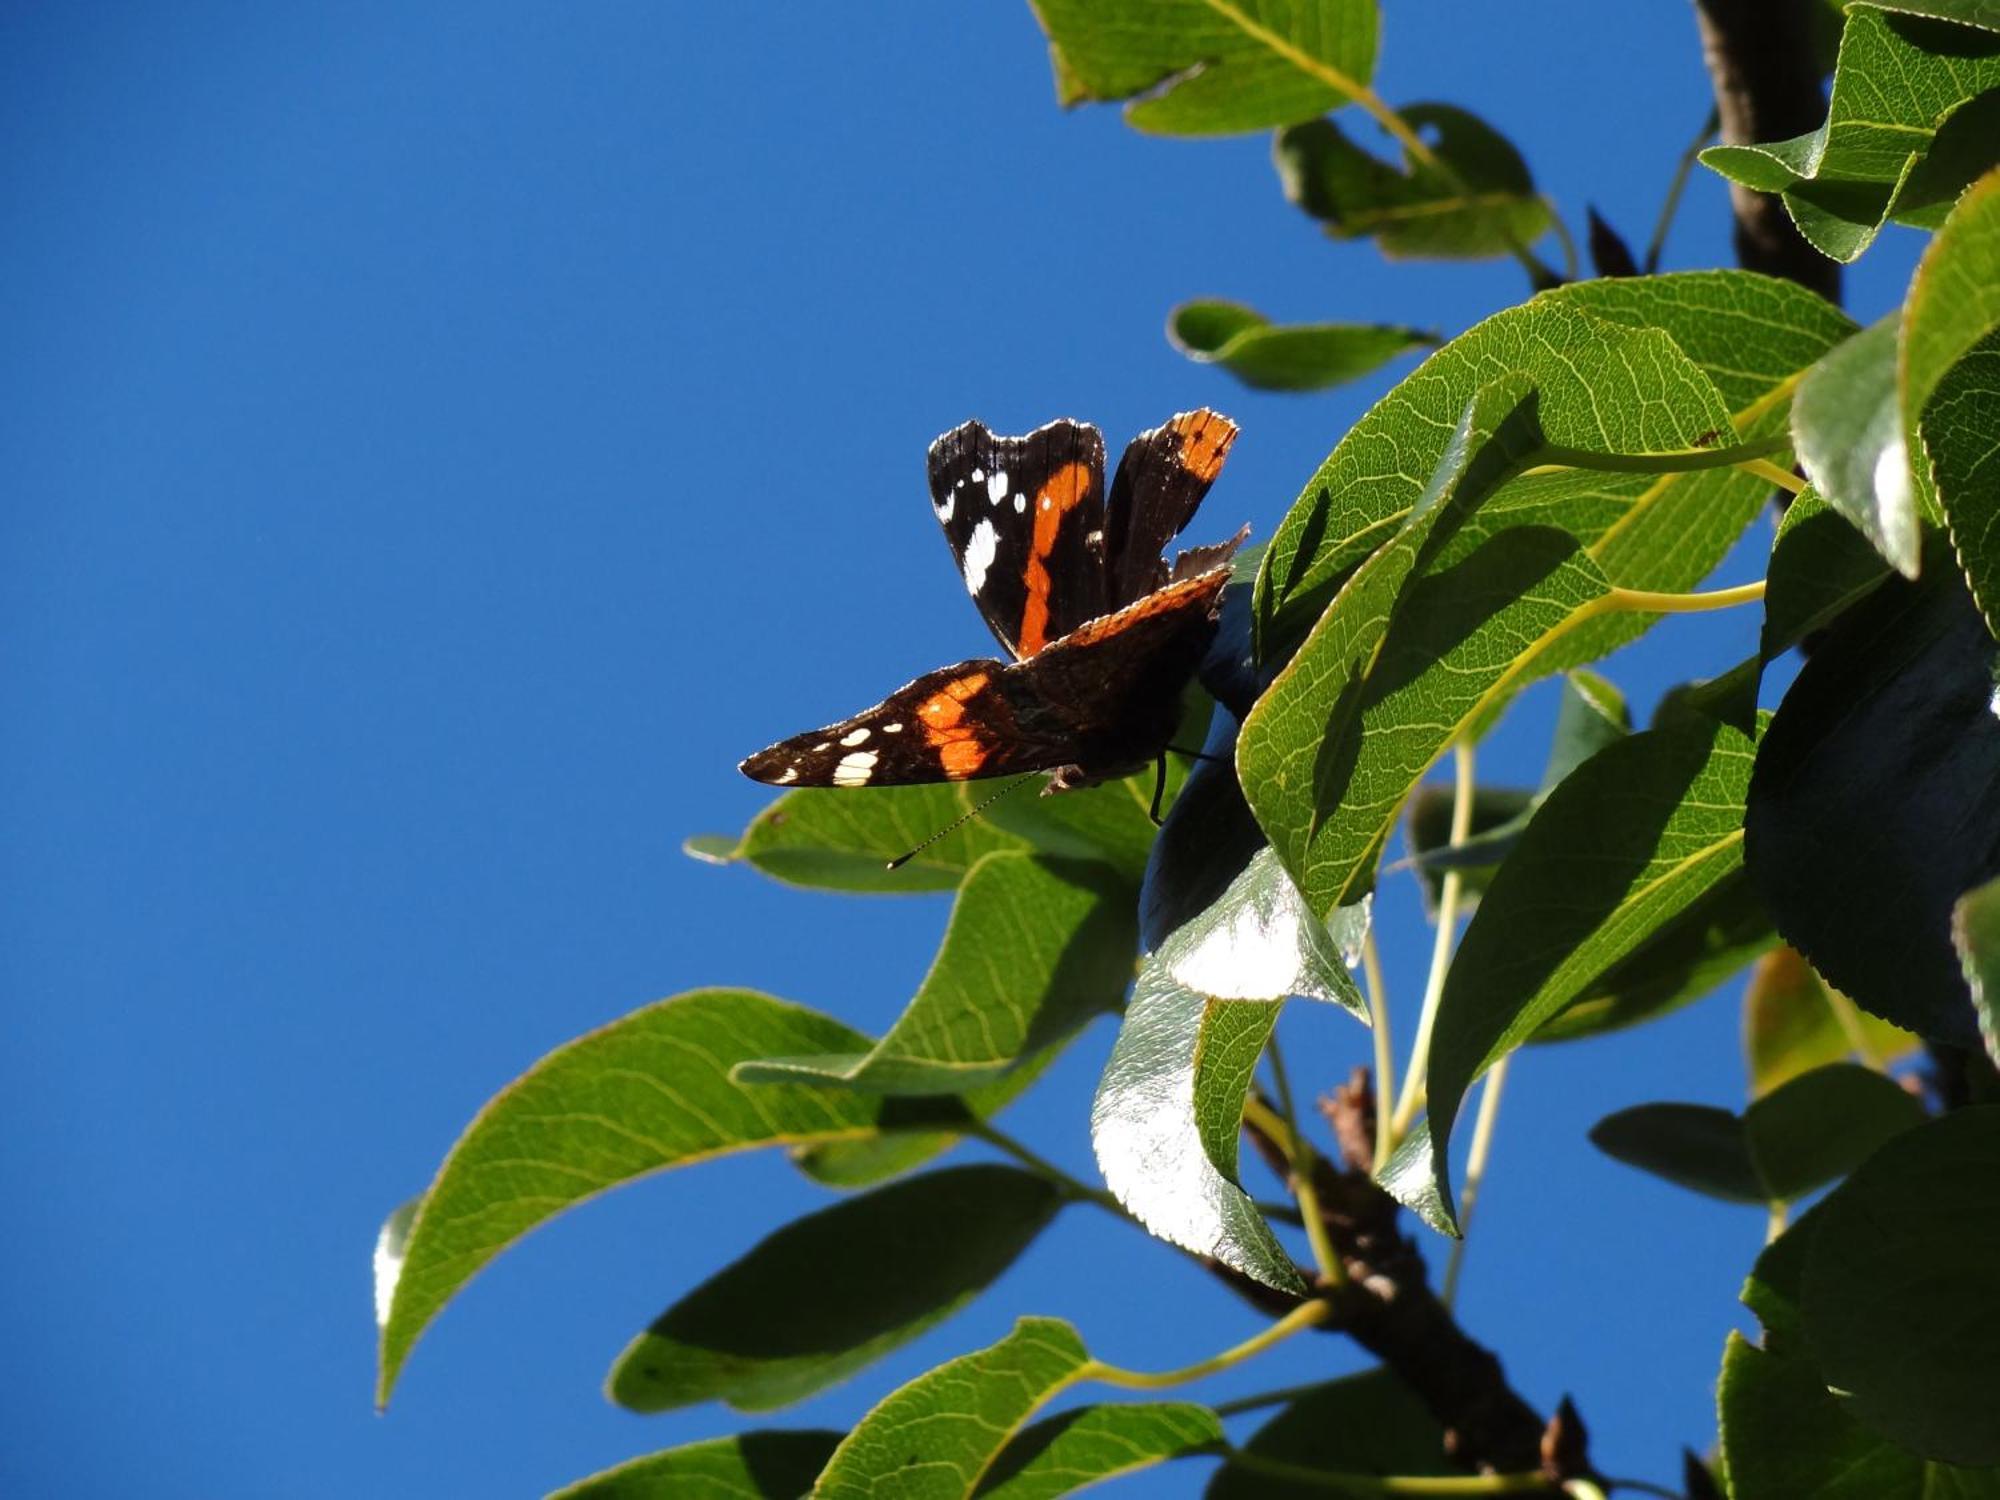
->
1, 5, 1925, 1497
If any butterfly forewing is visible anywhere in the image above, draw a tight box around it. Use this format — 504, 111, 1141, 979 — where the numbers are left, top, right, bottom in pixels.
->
927, 417, 1110, 659
1103, 409, 1238, 607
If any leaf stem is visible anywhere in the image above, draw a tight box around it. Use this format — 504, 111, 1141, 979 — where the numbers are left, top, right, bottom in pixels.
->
1644, 107, 1720, 274
1082, 1298, 1331, 1391
1391, 741, 1478, 1140
1765, 1200, 1789, 1244
1535, 433, 1791, 474
1546, 206, 1580, 283
1605, 579, 1766, 615
1218, 1450, 1553, 1495
1736, 456, 1806, 494
1268, 1033, 1346, 1286
1441, 1056, 1510, 1309
1363, 929, 1397, 1173
968, 1121, 1120, 1213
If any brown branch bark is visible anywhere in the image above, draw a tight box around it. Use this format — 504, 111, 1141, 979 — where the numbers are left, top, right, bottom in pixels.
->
1691, 0, 1842, 304
1209, 1075, 1588, 1493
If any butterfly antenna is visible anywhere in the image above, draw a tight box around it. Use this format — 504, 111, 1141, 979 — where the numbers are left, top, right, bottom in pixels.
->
886, 775, 1038, 870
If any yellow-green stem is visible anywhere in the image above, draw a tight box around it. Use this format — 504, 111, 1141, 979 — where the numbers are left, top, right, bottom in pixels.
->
1605, 579, 1765, 615
1082, 1298, 1331, 1391
1363, 929, 1397, 1173
1268, 1033, 1345, 1286
1737, 456, 1806, 494
1441, 1056, 1511, 1309
1392, 742, 1478, 1139
1219, 1450, 1553, 1495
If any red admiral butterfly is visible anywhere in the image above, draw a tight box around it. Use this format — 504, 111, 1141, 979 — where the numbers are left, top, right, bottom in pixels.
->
740, 409, 1245, 797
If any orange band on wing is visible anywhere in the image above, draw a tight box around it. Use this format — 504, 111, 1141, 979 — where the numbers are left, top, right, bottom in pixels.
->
918, 671, 994, 778
1170, 410, 1236, 482
1017, 460, 1095, 657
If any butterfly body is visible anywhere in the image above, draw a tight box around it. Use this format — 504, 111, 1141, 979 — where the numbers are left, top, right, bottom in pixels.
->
740, 410, 1243, 794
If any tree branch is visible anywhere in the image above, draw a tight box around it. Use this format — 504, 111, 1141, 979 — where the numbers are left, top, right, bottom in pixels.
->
1690, 0, 1841, 303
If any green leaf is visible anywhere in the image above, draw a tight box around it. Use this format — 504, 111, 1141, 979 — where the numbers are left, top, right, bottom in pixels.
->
1254, 271, 1854, 655
548, 1430, 845, 1500
698, 784, 1029, 894
1741, 1198, 1821, 1348
1383, 711, 1758, 1233
1092, 965, 1306, 1292
1802, 1107, 2000, 1465
1742, 1062, 1927, 1201
1718, 1334, 2000, 1500
813, 1317, 1092, 1499
1904, 167, 2000, 571
1701, 5, 2000, 262
1760, 486, 1894, 664
1792, 318, 1920, 576
1167, 301, 1431, 392
976, 1402, 1224, 1498
1403, 671, 1631, 913
788, 1057, 1056, 1190
1154, 846, 1364, 1011
1952, 874, 2000, 1066
1206, 1369, 1454, 1498
1026, 0, 1380, 136
1588, 1104, 1765, 1203
1532, 865, 1774, 1044
1744, 552, 1999, 1048
1272, 104, 1551, 261
375, 990, 935, 1406
1923, 327, 2000, 633
733, 852, 1137, 1095
608, 1167, 1064, 1414
1745, 946, 1917, 1097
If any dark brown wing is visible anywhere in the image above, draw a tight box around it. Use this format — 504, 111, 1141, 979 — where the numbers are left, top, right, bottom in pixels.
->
926, 417, 1110, 659
1102, 409, 1238, 607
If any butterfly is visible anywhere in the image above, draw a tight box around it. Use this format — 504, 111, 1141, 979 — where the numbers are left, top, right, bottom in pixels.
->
740, 409, 1244, 801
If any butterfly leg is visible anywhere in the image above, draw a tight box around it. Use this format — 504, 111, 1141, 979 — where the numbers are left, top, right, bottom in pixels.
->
1148, 753, 1168, 826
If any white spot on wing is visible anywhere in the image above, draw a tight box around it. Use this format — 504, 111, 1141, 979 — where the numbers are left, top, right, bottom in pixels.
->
987, 469, 1009, 504
840, 727, 871, 746
1014, 493, 1025, 513
937, 490, 954, 522
812, 742, 831, 752
963, 518, 999, 595
882, 722, 904, 733
832, 750, 878, 786
971, 467, 985, 483
775, 766, 799, 784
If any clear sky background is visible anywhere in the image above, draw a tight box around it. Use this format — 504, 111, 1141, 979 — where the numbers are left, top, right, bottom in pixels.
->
2, 5, 1925, 1498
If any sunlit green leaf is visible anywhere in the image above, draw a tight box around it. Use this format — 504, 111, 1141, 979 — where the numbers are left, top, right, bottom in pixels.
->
1718, 1335, 2000, 1500
1155, 846, 1364, 1011
1802, 1108, 2000, 1465
977, 1402, 1223, 1498
1254, 272, 1853, 655
548, 1431, 844, 1500
814, 1317, 1092, 1500
1384, 711, 1758, 1233
1792, 319, 1919, 576
375, 990, 950, 1406
1027, 0, 1378, 136
1904, 168, 2000, 582
1744, 552, 1999, 1047
1701, 5, 2000, 262
1273, 104, 1551, 261
1168, 300, 1431, 391
1922, 328, 2000, 631
1092, 965, 1306, 1292
608, 1167, 1064, 1414
695, 784, 1029, 894
1745, 946, 1917, 1096
733, 852, 1136, 1095
1952, 874, 2000, 1065
1207, 1369, 1454, 1498
788, 1056, 1056, 1190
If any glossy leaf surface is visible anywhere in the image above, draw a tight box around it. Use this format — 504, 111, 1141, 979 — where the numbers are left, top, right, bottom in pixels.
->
1168, 301, 1430, 391
376, 990, 933, 1405
1206, 1369, 1453, 1498
1092, 966, 1305, 1292
1027, 0, 1379, 135
814, 1317, 1091, 1499
1701, 5, 2000, 261
609, 1167, 1063, 1413
734, 852, 1137, 1095
1953, 874, 2000, 1065
976, 1402, 1223, 1498
1792, 318, 1919, 576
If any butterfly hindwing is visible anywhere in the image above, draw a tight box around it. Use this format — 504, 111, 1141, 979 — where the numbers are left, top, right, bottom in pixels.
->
1103, 409, 1238, 607
927, 417, 1110, 659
